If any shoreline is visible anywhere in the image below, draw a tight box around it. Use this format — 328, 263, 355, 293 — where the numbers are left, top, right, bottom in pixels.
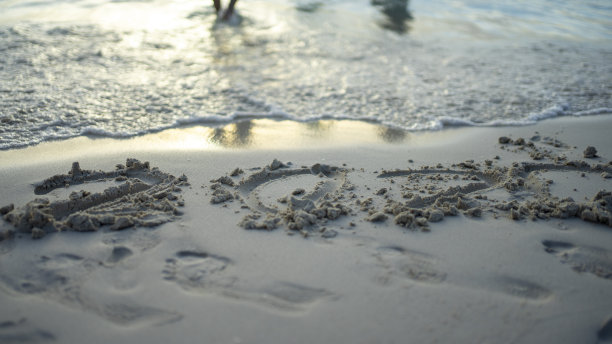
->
2, 114, 612, 166
1, 114, 611, 343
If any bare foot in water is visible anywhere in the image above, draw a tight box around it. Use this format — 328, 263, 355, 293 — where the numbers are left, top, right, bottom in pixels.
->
213, 0, 238, 21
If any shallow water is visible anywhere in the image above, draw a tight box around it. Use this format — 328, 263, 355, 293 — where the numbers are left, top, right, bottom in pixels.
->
0, 0, 611, 149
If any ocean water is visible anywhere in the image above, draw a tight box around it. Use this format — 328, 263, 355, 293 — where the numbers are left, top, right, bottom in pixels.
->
0, 0, 611, 149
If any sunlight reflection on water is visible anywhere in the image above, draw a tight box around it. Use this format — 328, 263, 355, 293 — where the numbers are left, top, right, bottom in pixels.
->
0, 119, 412, 166
0, 0, 610, 150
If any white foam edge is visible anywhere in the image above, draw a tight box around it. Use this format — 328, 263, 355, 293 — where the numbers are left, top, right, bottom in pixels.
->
79, 104, 611, 138
1, 105, 611, 150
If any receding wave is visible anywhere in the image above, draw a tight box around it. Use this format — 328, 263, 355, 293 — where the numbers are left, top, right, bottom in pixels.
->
0, 0, 610, 150
2, 105, 609, 150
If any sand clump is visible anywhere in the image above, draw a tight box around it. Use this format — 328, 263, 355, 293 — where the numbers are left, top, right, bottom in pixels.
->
366, 212, 388, 223
230, 168, 244, 176
1, 159, 188, 240
428, 209, 445, 222
498, 136, 513, 144
496, 135, 580, 162
210, 184, 235, 204
584, 146, 598, 158
269, 159, 288, 171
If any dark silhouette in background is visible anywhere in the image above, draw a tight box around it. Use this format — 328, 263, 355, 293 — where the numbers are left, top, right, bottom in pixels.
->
213, 0, 238, 21
211, 1, 412, 33
371, 0, 412, 34
295, 1, 324, 13
293, 1, 412, 34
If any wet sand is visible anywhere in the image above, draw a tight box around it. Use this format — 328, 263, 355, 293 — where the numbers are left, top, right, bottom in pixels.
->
1, 115, 612, 344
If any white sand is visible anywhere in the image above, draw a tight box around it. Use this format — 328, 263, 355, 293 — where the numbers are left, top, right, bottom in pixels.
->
1, 115, 611, 343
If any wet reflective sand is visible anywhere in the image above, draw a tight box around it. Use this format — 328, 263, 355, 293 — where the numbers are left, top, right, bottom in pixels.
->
0, 119, 415, 165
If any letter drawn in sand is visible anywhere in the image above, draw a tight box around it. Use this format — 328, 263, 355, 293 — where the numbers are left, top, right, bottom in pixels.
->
1, 159, 188, 239
208, 139, 611, 239
208, 159, 352, 236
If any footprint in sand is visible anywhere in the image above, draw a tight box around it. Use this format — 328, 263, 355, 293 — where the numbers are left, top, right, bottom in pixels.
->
162, 250, 236, 290
542, 240, 612, 280
373, 246, 552, 302
0, 159, 188, 239
106, 246, 133, 265
373, 245, 447, 285
490, 276, 552, 301
0, 318, 55, 343
163, 249, 336, 312
93, 301, 182, 327
599, 316, 612, 342
0, 250, 182, 327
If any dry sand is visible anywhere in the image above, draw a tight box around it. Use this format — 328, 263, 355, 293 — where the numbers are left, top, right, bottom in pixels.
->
1, 115, 611, 344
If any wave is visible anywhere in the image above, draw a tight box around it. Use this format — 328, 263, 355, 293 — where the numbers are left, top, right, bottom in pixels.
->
1, 104, 611, 150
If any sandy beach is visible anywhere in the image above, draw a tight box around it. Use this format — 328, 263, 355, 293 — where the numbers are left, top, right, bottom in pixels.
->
1, 0, 611, 342
1, 114, 611, 343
